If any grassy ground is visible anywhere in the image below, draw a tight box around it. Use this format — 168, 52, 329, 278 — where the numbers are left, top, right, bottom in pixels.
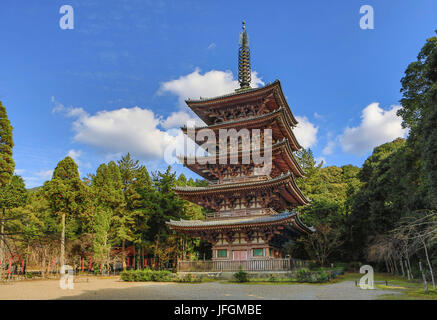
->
334, 272, 437, 300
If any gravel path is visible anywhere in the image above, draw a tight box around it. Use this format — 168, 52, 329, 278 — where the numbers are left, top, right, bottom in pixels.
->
0, 277, 400, 300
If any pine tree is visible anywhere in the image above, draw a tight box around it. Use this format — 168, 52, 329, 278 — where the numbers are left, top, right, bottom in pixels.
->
116, 153, 153, 269
43, 156, 89, 267
92, 162, 124, 271
0, 101, 14, 188
0, 101, 15, 279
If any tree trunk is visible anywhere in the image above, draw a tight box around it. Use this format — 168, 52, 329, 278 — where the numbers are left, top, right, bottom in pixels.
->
133, 245, 136, 270
404, 259, 410, 280
400, 258, 405, 277
419, 261, 429, 294
141, 245, 144, 270
122, 239, 126, 270
60, 212, 66, 268
384, 257, 390, 274
421, 237, 436, 290
406, 256, 413, 279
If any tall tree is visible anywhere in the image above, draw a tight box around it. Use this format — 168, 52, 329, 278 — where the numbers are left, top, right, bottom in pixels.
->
116, 153, 153, 269
0, 101, 14, 188
148, 166, 185, 264
398, 32, 437, 206
0, 101, 15, 277
92, 161, 124, 270
43, 156, 89, 267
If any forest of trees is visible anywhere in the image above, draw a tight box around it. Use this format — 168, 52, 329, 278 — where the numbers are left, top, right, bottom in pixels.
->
290, 32, 437, 283
0, 32, 435, 279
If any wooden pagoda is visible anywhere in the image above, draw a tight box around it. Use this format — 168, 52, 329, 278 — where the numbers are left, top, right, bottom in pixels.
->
167, 22, 313, 264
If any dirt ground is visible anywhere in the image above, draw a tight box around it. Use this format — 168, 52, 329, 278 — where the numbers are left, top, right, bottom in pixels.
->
0, 276, 400, 300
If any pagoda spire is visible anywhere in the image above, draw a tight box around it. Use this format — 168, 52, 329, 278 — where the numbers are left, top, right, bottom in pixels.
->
238, 21, 251, 90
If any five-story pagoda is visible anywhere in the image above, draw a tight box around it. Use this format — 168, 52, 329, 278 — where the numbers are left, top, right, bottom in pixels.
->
167, 22, 313, 262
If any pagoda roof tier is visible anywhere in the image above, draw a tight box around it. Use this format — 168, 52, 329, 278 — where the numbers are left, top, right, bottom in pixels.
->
179, 138, 305, 181
185, 80, 298, 127
174, 171, 310, 207
182, 107, 302, 151
166, 211, 314, 234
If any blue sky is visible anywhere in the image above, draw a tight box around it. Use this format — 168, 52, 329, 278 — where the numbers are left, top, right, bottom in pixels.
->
0, 0, 436, 188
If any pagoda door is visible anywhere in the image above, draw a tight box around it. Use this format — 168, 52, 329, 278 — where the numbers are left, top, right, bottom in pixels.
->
232, 250, 247, 261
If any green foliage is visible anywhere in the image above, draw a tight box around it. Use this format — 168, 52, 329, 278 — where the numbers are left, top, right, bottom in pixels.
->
43, 156, 90, 265
120, 269, 173, 282
293, 149, 360, 262
43, 157, 89, 219
147, 166, 186, 243
233, 265, 249, 282
397, 32, 437, 206
92, 162, 124, 265
0, 101, 14, 188
316, 270, 329, 282
295, 268, 330, 283
268, 274, 278, 282
296, 268, 312, 282
0, 175, 28, 209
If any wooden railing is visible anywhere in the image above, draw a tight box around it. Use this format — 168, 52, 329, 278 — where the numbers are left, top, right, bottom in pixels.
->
205, 208, 277, 220
177, 258, 309, 272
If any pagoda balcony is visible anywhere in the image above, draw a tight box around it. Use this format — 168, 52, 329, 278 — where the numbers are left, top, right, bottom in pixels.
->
205, 208, 277, 220
177, 258, 309, 272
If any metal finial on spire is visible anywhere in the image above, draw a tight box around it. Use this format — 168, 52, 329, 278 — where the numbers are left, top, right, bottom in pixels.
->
238, 21, 251, 90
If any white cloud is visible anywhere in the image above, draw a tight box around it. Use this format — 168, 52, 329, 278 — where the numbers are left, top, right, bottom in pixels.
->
314, 112, 323, 119
35, 170, 54, 180
70, 106, 177, 161
67, 149, 82, 162
23, 169, 54, 188
51, 96, 87, 118
14, 169, 26, 175
340, 103, 408, 156
207, 43, 216, 50
52, 68, 266, 164
322, 140, 336, 155
293, 116, 318, 149
157, 68, 264, 130
158, 68, 264, 106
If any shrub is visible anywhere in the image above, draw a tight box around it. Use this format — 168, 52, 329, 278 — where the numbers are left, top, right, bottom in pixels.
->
296, 268, 312, 282
233, 266, 249, 283
295, 268, 330, 283
315, 270, 329, 282
120, 270, 135, 282
120, 269, 173, 282
268, 274, 278, 282
152, 270, 172, 282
